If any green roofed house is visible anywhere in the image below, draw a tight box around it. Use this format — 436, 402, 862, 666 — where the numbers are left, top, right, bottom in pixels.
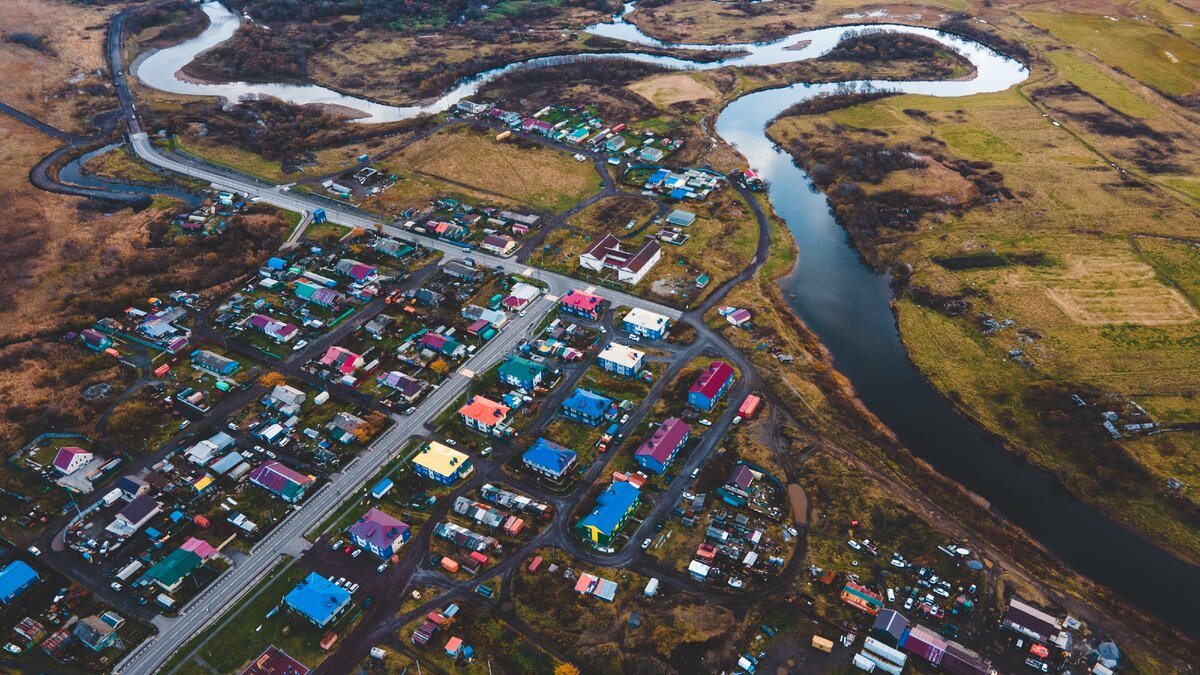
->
144, 548, 202, 592
498, 356, 546, 392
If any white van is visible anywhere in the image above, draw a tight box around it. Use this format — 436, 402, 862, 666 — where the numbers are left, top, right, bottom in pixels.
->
886, 588, 896, 603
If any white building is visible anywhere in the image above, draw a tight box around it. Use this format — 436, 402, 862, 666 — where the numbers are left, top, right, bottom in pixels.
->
579, 234, 662, 285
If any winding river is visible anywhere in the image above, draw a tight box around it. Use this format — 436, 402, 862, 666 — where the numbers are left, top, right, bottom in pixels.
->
135, 1, 1200, 633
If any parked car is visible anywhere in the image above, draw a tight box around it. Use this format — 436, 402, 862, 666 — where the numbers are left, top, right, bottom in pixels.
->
292, 339, 309, 351
445, 438, 457, 447
847, 540, 862, 551
690, 468, 699, 479
699, 418, 712, 427
110, 582, 122, 592
641, 538, 651, 550
351, 549, 362, 558
904, 597, 915, 610
728, 577, 743, 589
377, 563, 388, 573
403, 407, 417, 416
25, 546, 40, 557
481, 446, 493, 457
331, 539, 344, 551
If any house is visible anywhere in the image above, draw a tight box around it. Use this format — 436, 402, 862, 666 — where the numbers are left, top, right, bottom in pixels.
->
377, 371, 425, 402
458, 396, 510, 435
604, 136, 626, 152
621, 308, 670, 340
248, 461, 314, 503
579, 234, 662, 285
498, 211, 541, 229
412, 442, 474, 486
413, 287, 443, 307
456, 99, 490, 115
138, 306, 189, 340
1001, 598, 1061, 642
115, 474, 149, 500
502, 282, 540, 310
247, 314, 298, 343
640, 146, 664, 163
144, 547, 203, 592
441, 260, 484, 282
574, 572, 618, 602
562, 388, 613, 427
418, 332, 466, 358
576, 481, 641, 546
347, 508, 410, 559
666, 208, 696, 227
726, 465, 755, 492
242, 646, 310, 675
80, 328, 112, 351
559, 289, 606, 320
108, 495, 162, 536
334, 258, 377, 283
72, 615, 121, 652
319, 346, 364, 375
688, 361, 735, 411
268, 384, 306, 411
840, 581, 883, 615
522, 438, 577, 481
285, 573, 352, 627
462, 305, 508, 328
597, 343, 645, 377
365, 314, 394, 337
479, 234, 518, 257
191, 349, 239, 376
903, 625, 992, 675
0, 561, 38, 604
871, 609, 909, 648
498, 356, 546, 391
726, 308, 752, 327
294, 282, 342, 308
634, 418, 689, 474
521, 118, 553, 135
52, 446, 93, 475
326, 412, 368, 444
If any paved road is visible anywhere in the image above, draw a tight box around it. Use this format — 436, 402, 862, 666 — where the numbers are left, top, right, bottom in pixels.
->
116, 297, 553, 673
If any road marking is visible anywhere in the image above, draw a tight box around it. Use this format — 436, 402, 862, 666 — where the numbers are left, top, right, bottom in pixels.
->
585, 286, 596, 294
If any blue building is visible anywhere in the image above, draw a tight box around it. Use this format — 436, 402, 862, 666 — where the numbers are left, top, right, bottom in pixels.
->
576, 482, 641, 546
522, 438, 578, 481
371, 478, 394, 499
596, 343, 645, 378
0, 561, 38, 604
562, 388, 613, 427
190, 349, 240, 376
688, 361, 735, 412
621, 308, 670, 340
498, 356, 546, 391
284, 573, 352, 627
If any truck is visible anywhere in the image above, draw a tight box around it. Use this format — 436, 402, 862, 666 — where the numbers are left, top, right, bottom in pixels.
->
312, 208, 327, 224
440, 557, 460, 574
101, 488, 123, 506
811, 635, 833, 653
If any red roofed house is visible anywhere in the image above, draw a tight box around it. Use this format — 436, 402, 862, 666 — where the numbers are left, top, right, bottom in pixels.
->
458, 396, 511, 436
319, 346, 364, 375
559, 289, 606, 320
52, 447, 93, 475
241, 645, 310, 675
334, 258, 377, 283
634, 418, 689, 475
579, 234, 662, 285
346, 508, 410, 559
687, 361, 735, 412
249, 461, 314, 503
179, 536, 219, 560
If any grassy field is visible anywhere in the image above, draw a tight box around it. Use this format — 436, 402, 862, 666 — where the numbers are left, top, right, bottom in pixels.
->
393, 125, 602, 212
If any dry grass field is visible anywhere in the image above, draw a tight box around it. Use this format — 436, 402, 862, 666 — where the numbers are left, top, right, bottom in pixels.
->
393, 125, 602, 212
764, 0, 1200, 560
627, 73, 719, 106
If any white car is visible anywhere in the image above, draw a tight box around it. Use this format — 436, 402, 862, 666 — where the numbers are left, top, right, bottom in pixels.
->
728, 577, 744, 589
628, 334, 640, 342
331, 539, 344, 551
904, 597, 915, 610
26, 546, 40, 557
292, 339, 309, 351
110, 582, 122, 592
349, 582, 359, 592
934, 587, 950, 598
377, 563, 388, 573
690, 468, 699, 479
641, 538, 651, 550
445, 438, 457, 447
699, 419, 712, 427
351, 549, 362, 558
847, 540, 863, 551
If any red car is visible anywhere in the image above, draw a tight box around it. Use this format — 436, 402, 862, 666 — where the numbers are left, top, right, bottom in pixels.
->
343, 545, 353, 555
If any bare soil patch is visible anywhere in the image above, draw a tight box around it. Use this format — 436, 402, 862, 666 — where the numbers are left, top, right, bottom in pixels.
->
627, 72, 718, 106
1017, 254, 1199, 325
788, 484, 809, 525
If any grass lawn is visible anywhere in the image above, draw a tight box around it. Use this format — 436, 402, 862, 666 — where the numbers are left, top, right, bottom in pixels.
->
393, 125, 601, 213
162, 556, 364, 674
304, 221, 352, 246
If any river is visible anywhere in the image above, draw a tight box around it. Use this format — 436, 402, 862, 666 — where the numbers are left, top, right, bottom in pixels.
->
133, 1, 1200, 634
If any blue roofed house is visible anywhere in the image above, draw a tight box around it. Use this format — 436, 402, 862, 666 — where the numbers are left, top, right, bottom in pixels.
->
498, 356, 546, 392
190, 349, 239, 376
634, 417, 689, 475
561, 388, 613, 427
575, 482, 641, 546
0, 561, 38, 604
596, 343, 645, 377
284, 573, 352, 627
522, 438, 577, 481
